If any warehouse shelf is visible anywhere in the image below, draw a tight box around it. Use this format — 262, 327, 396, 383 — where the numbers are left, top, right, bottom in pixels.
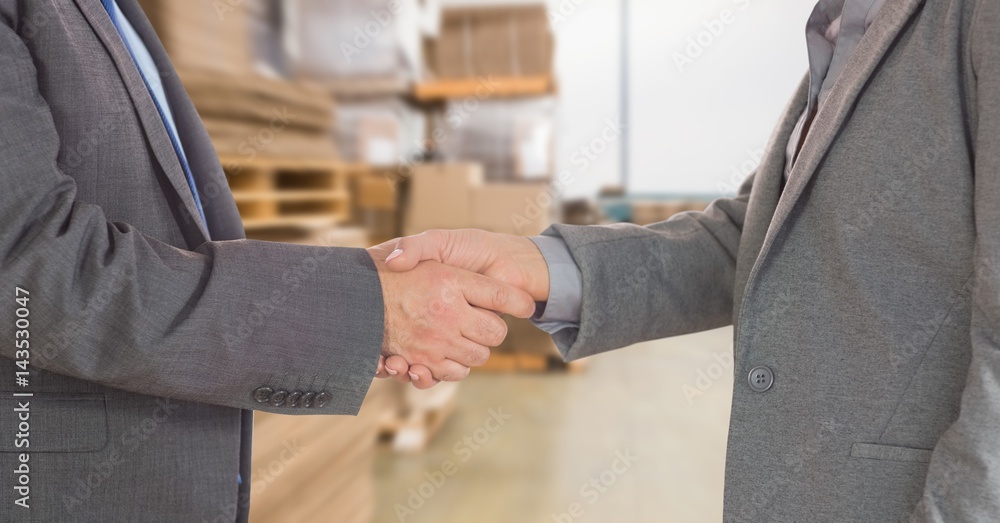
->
230, 189, 349, 202
413, 74, 555, 102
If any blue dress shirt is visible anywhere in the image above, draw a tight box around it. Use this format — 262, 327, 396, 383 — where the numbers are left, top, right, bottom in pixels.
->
102, 0, 208, 231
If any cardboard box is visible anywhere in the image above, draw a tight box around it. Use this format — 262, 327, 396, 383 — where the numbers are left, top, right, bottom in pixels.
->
471, 183, 552, 236
139, 0, 257, 76
355, 176, 398, 211
403, 163, 483, 235
435, 5, 553, 78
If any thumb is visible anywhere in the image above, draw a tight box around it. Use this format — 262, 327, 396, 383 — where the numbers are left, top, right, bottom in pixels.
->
384, 230, 449, 272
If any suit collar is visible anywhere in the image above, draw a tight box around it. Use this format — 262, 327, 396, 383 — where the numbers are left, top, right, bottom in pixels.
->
73, 0, 213, 243
756, 0, 926, 267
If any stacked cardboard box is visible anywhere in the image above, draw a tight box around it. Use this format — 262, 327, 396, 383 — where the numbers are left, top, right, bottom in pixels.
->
433, 5, 554, 79
435, 97, 555, 182
138, 0, 258, 76
353, 166, 406, 245
334, 98, 426, 166
403, 163, 552, 236
248, 379, 394, 523
291, 0, 423, 86
178, 69, 338, 159
140, 0, 339, 160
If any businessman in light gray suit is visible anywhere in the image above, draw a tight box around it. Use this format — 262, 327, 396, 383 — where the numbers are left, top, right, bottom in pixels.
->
384, 0, 1000, 520
0, 1, 536, 521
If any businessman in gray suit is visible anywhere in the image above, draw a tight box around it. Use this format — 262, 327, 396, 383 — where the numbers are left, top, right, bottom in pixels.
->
384, 0, 1000, 520
0, 1, 535, 521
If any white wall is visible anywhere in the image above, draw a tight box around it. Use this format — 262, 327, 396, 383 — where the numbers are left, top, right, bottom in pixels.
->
628, 0, 812, 196
441, 0, 814, 198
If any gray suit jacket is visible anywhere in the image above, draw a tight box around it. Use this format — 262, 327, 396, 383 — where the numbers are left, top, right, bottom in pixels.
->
0, 1, 382, 521
547, 0, 999, 521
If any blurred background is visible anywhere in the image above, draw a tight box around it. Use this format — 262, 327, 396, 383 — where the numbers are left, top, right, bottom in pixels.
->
138, 0, 815, 521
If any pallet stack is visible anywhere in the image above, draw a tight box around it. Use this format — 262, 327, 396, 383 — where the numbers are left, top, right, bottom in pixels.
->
248, 380, 395, 523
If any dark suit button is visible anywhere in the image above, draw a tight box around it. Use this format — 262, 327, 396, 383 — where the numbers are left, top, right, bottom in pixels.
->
270, 390, 289, 407
748, 366, 774, 392
301, 392, 316, 408
314, 392, 332, 408
253, 386, 273, 403
286, 391, 303, 407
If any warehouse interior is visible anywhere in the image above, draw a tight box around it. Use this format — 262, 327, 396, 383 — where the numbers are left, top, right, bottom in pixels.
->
135, 1, 814, 521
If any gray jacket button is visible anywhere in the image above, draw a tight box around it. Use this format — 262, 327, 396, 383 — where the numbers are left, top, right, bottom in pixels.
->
748, 366, 774, 392
286, 391, 303, 407
270, 390, 289, 407
314, 392, 332, 408
253, 386, 273, 403
301, 392, 316, 408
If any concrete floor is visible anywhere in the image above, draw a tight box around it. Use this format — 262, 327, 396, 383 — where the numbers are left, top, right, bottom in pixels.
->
374, 327, 734, 523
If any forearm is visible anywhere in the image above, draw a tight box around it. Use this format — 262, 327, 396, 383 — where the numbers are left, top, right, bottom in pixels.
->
547, 192, 750, 360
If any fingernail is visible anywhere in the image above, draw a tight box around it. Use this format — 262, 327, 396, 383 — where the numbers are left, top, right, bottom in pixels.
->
408, 372, 419, 381
385, 249, 404, 262
386, 368, 398, 376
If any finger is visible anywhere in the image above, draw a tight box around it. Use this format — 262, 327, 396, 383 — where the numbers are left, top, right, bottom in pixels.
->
375, 355, 388, 378
460, 272, 536, 319
407, 365, 441, 390
460, 308, 509, 350
429, 359, 472, 382
384, 230, 449, 272
384, 355, 411, 377
390, 361, 412, 383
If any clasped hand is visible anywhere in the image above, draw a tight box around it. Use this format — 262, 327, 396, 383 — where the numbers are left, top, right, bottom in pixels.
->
368, 230, 549, 389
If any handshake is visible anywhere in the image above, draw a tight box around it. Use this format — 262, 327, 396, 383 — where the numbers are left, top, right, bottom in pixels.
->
367, 229, 551, 389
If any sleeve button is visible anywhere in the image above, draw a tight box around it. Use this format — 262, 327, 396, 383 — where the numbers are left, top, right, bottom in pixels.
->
252, 386, 273, 403
270, 390, 289, 407
314, 392, 332, 408
301, 392, 316, 408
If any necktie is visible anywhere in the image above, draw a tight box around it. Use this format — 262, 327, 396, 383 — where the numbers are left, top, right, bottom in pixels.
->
100, 0, 210, 234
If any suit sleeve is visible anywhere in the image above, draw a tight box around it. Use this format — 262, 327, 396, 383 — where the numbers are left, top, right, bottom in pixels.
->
0, 10, 382, 415
910, 1, 1000, 519
541, 174, 753, 361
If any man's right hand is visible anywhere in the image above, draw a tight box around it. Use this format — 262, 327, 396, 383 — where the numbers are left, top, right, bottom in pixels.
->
368, 240, 536, 386
375, 230, 552, 388
384, 229, 551, 302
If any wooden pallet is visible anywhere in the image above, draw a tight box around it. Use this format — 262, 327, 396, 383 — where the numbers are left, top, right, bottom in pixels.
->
476, 351, 587, 374
414, 74, 555, 102
219, 154, 351, 233
378, 398, 457, 454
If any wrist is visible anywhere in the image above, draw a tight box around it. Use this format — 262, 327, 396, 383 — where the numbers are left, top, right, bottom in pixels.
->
518, 236, 551, 302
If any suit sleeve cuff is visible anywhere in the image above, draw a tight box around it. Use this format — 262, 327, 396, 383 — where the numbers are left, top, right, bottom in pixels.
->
528, 235, 583, 333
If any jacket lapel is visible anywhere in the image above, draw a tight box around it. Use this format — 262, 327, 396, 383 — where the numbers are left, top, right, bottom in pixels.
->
73, 0, 211, 243
114, 0, 247, 241
752, 0, 926, 276
732, 75, 809, 326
